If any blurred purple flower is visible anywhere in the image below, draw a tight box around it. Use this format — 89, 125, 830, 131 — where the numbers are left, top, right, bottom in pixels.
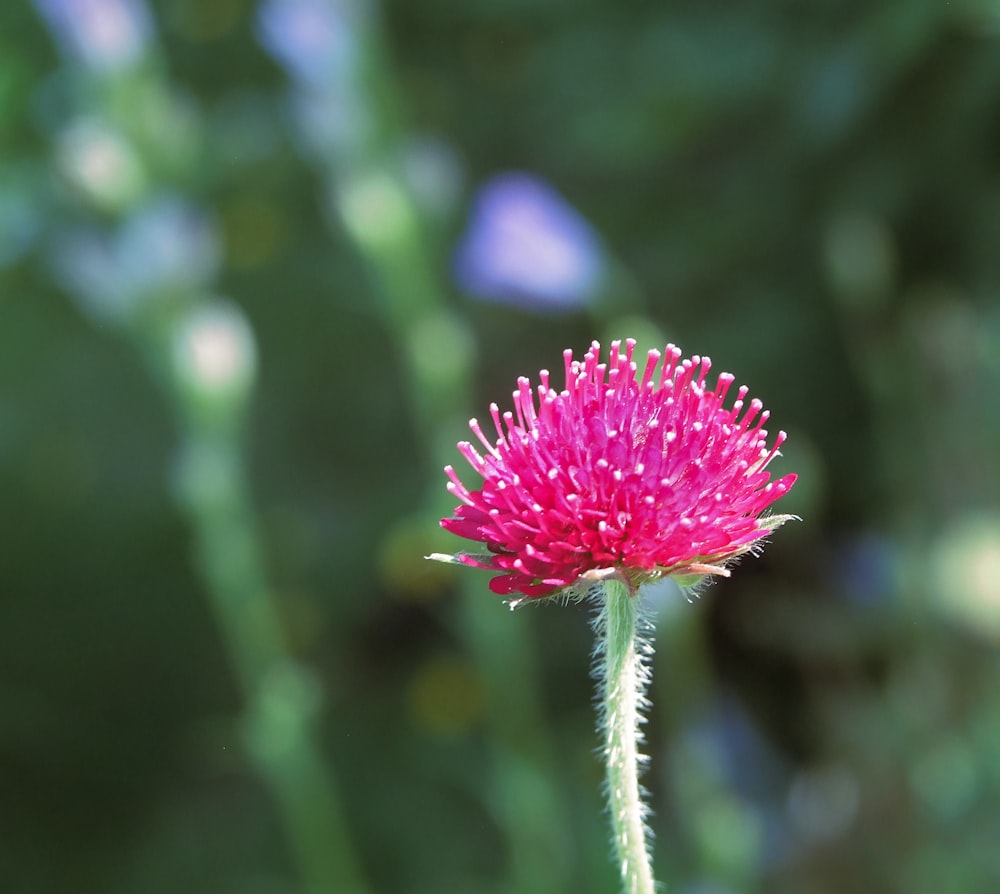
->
52, 197, 219, 323
287, 88, 366, 160
32, 0, 152, 73
680, 697, 799, 869
452, 173, 604, 311
690, 696, 786, 801
256, 0, 360, 89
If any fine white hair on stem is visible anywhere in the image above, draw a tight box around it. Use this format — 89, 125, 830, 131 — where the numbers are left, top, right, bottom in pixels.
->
590, 577, 659, 894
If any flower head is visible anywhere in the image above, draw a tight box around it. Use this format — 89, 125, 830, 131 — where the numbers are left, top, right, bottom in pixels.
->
433, 339, 797, 600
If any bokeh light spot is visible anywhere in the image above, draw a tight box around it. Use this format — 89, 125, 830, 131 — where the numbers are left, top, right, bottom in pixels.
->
408, 656, 482, 737
172, 301, 257, 405
57, 118, 145, 210
929, 513, 1000, 640
336, 173, 413, 252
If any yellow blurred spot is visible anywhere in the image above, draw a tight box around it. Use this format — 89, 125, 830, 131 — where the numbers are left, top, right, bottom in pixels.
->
379, 517, 453, 603
222, 197, 287, 269
275, 588, 325, 653
408, 656, 482, 737
168, 0, 246, 41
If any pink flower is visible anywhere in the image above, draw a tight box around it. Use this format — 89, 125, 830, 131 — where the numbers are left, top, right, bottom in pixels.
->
436, 339, 797, 599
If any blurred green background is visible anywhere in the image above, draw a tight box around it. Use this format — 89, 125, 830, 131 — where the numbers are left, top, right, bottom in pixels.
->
3, 1, 1000, 892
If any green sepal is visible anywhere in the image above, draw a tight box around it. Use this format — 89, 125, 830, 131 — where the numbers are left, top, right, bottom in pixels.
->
425, 551, 496, 566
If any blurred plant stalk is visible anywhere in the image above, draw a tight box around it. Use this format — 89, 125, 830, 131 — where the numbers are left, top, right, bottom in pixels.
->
258, 0, 574, 889
170, 303, 371, 894
33, 2, 371, 891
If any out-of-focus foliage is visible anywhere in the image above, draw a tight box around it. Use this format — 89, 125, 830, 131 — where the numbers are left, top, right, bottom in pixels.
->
2, 1, 1000, 892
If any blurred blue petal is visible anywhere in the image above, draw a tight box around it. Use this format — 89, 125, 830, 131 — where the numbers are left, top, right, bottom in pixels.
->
117, 198, 220, 290
288, 87, 366, 159
452, 172, 604, 311
256, 0, 361, 89
32, 0, 152, 72
692, 695, 785, 800
52, 198, 219, 323
680, 697, 802, 869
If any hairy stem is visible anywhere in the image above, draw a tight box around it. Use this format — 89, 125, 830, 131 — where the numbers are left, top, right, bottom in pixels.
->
595, 577, 657, 894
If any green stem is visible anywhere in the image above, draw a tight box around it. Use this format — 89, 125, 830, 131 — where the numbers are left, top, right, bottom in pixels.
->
310, 15, 573, 892
176, 432, 370, 894
596, 577, 657, 894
